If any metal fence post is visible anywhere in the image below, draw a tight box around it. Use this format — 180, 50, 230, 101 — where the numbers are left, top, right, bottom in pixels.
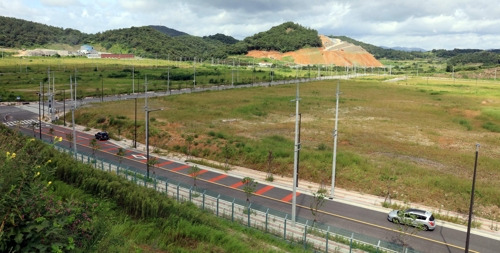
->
284, 214, 288, 240
376, 240, 380, 253
265, 208, 269, 233
202, 190, 206, 210
216, 194, 220, 217
154, 175, 157, 191
108, 163, 111, 172
101, 160, 104, 170
189, 186, 193, 202
349, 233, 353, 253
134, 171, 137, 183
325, 226, 330, 253
247, 203, 252, 227
165, 180, 168, 195
231, 198, 235, 222
303, 220, 309, 249
176, 183, 180, 202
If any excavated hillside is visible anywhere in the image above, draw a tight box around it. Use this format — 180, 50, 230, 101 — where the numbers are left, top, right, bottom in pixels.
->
247, 35, 383, 67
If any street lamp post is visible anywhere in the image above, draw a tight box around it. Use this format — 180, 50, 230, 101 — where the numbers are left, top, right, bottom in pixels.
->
330, 81, 340, 199
465, 143, 480, 252
145, 107, 163, 179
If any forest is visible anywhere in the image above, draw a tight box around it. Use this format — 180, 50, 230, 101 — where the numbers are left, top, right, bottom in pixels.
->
1, 15, 499, 66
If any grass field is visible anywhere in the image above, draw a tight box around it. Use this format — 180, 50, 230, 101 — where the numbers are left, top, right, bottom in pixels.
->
0, 56, 344, 101
72, 74, 500, 221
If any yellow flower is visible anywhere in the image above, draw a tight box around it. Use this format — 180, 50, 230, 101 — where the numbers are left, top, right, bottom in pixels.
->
6, 151, 10, 157
47, 181, 52, 186
35, 172, 40, 177
11, 153, 15, 159
28, 138, 35, 142
58, 136, 63, 142
45, 159, 52, 165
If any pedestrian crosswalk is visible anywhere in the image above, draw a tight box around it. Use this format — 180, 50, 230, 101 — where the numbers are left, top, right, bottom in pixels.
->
3, 119, 39, 127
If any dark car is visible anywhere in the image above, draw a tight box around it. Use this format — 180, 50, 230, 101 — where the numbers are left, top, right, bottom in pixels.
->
95, 131, 109, 140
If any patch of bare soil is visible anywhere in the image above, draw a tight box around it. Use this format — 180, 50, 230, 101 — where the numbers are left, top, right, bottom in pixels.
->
247, 35, 383, 67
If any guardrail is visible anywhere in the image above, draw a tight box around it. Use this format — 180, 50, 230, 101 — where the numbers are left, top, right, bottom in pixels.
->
54, 145, 418, 253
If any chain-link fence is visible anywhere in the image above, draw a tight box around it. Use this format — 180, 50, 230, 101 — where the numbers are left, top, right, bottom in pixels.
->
55, 145, 418, 253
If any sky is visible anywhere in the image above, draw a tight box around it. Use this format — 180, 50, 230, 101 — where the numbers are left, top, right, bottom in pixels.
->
1, 0, 499, 50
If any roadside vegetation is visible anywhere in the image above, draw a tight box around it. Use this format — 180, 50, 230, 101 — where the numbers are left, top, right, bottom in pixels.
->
0, 126, 308, 252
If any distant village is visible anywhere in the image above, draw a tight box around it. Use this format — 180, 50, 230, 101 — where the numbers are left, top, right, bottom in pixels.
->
22, 44, 134, 59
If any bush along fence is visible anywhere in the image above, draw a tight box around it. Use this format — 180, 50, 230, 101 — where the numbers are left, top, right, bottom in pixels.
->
54, 144, 419, 253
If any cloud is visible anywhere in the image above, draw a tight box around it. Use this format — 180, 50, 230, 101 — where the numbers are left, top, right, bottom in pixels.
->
1, 0, 498, 50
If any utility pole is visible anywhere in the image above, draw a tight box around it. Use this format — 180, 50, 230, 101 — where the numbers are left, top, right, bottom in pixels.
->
193, 57, 196, 88
330, 81, 340, 199
132, 65, 135, 94
465, 143, 480, 252
70, 75, 77, 156
291, 81, 300, 225
38, 82, 42, 139
101, 77, 104, 102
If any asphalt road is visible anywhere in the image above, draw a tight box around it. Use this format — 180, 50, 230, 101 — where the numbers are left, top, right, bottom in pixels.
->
2, 96, 500, 253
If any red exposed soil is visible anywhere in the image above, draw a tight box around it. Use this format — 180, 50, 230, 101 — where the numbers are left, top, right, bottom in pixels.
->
247, 35, 383, 67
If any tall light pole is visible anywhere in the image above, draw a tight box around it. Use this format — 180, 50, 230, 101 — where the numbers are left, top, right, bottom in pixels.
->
465, 143, 480, 252
38, 82, 42, 139
330, 81, 340, 199
145, 107, 163, 179
134, 97, 137, 148
70, 75, 77, 156
291, 81, 300, 225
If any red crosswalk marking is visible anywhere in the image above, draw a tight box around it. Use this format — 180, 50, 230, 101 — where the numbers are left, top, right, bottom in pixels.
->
189, 169, 208, 177
281, 192, 301, 202
230, 181, 244, 188
255, 185, 274, 195
209, 174, 227, 182
172, 164, 190, 172
157, 160, 173, 167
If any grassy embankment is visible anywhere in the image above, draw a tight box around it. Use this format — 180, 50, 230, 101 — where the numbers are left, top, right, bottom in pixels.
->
0, 126, 308, 252
73, 74, 500, 223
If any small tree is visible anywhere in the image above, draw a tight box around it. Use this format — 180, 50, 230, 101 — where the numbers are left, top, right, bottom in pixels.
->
380, 170, 397, 205
89, 138, 100, 162
222, 143, 234, 172
65, 133, 73, 149
48, 127, 55, 143
116, 147, 125, 169
31, 122, 38, 137
241, 177, 257, 204
147, 157, 158, 176
184, 134, 194, 160
188, 165, 201, 189
310, 185, 328, 225
266, 150, 274, 181
391, 209, 424, 250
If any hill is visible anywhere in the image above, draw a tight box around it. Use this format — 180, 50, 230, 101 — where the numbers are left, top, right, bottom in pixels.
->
243, 22, 322, 52
92, 26, 229, 59
149, 25, 189, 36
0, 16, 89, 48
